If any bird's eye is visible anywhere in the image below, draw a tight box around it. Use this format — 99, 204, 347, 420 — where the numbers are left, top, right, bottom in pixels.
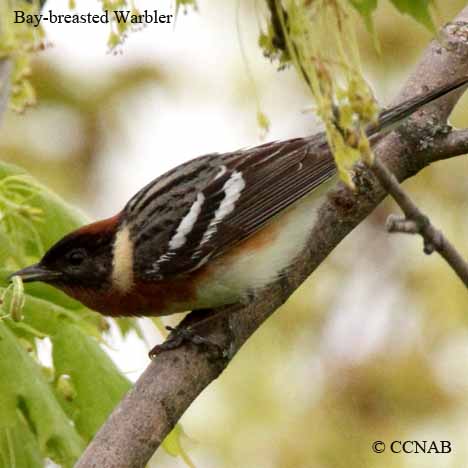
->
67, 249, 86, 266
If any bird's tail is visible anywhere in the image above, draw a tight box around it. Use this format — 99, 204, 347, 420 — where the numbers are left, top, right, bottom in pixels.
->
367, 76, 468, 139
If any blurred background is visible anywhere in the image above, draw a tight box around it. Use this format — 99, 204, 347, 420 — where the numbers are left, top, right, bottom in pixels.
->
2, 0, 468, 466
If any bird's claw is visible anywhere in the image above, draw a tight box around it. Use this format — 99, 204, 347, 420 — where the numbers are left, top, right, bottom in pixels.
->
149, 325, 224, 361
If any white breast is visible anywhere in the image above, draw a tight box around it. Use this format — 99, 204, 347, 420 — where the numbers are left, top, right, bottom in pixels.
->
195, 177, 335, 307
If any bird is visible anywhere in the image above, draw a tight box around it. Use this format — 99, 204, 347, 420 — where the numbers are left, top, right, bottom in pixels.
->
10, 78, 468, 325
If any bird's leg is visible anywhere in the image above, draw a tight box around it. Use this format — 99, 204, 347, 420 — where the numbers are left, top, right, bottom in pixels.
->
149, 307, 230, 360
149, 322, 224, 360
149, 299, 252, 360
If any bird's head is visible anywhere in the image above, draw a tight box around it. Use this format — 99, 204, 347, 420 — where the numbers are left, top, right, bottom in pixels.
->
10, 214, 121, 291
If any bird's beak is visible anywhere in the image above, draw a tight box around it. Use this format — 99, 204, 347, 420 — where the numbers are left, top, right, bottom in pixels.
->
9, 264, 62, 283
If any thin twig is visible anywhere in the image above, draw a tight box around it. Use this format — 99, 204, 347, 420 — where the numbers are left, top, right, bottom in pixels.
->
369, 157, 468, 287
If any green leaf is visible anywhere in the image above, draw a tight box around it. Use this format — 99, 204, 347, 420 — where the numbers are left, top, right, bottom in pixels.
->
51, 323, 132, 441
0, 322, 85, 467
0, 420, 43, 468
0, 161, 86, 260
1, 291, 90, 338
348, 0, 378, 32
50, 322, 189, 461
116, 316, 144, 339
164, 425, 197, 468
389, 0, 435, 32
0, 162, 190, 464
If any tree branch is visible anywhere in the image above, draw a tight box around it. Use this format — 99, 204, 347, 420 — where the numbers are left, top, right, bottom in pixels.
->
430, 128, 468, 160
76, 7, 468, 468
369, 157, 468, 286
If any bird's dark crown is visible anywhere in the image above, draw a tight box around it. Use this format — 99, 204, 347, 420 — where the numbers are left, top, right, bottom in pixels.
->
12, 214, 122, 289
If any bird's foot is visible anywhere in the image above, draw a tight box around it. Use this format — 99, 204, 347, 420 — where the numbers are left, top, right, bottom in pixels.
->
149, 325, 224, 361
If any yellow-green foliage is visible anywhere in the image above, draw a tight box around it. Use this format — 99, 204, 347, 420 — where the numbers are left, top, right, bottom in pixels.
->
0, 0, 180, 111
0, 163, 192, 467
97, 0, 197, 49
98, 0, 141, 49
261, 0, 379, 187
175, 0, 197, 15
0, 0, 44, 112
259, 0, 435, 186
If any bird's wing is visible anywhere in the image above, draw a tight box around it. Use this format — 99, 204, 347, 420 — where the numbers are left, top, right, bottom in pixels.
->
130, 136, 335, 280
129, 75, 468, 281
